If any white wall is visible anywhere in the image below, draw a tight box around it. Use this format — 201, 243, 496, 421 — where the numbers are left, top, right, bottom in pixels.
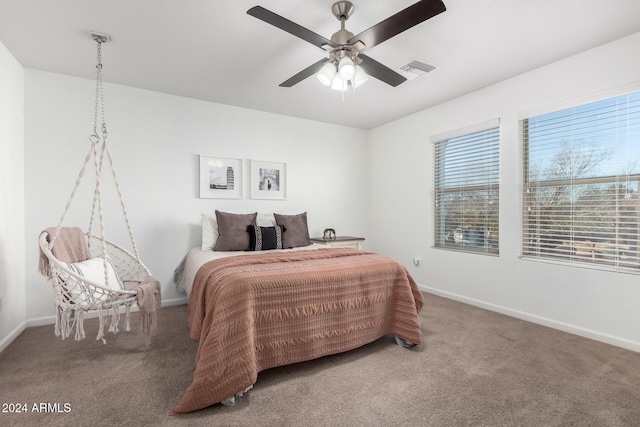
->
0, 40, 26, 352
24, 70, 369, 322
368, 32, 640, 352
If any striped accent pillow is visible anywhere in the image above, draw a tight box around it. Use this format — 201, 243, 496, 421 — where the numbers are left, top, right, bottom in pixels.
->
247, 225, 284, 251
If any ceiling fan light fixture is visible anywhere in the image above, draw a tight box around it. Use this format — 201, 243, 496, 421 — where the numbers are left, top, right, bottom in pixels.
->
330, 74, 348, 91
352, 65, 368, 88
317, 62, 337, 86
338, 56, 355, 80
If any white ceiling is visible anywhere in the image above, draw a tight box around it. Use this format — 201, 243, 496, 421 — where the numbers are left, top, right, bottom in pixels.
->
1, 0, 640, 129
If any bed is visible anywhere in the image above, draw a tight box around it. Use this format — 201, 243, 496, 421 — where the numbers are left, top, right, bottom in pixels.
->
171, 211, 424, 414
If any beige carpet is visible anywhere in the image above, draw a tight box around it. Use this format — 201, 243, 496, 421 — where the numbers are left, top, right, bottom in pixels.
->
1, 293, 640, 427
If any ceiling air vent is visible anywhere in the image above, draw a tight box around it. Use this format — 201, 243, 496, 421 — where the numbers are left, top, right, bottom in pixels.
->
398, 58, 437, 81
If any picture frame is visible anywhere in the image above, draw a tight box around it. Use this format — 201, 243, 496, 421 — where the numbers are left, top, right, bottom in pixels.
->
250, 160, 287, 200
199, 155, 242, 199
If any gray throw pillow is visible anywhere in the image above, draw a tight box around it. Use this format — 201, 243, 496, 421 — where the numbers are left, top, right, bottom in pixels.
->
213, 210, 257, 251
274, 212, 311, 248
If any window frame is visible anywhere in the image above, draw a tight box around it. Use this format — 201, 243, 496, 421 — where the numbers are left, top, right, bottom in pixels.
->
432, 119, 500, 255
520, 89, 640, 273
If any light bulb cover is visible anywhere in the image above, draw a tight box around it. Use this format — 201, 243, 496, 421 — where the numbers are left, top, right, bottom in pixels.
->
317, 62, 337, 87
331, 74, 348, 91
338, 56, 355, 80
352, 65, 368, 88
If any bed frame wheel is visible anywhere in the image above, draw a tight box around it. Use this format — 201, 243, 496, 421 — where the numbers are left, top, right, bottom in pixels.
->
395, 336, 415, 348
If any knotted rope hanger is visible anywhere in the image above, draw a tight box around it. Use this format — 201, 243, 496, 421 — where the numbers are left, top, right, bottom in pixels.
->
49, 33, 140, 265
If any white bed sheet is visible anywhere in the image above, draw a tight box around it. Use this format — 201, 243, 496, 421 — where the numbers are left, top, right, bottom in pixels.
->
174, 244, 326, 295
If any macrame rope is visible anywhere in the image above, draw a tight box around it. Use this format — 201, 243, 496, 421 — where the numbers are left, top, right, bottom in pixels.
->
105, 145, 140, 262
87, 141, 100, 251
108, 306, 120, 334
96, 139, 110, 287
49, 141, 98, 248
96, 307, 106, 344
124, 303, 132, 331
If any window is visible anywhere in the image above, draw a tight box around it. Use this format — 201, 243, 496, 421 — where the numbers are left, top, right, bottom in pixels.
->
433, 120, 500, 254
522, 91, 640, 272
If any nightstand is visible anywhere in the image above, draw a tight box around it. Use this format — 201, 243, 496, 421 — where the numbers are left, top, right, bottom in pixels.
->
310, 236, 365, 250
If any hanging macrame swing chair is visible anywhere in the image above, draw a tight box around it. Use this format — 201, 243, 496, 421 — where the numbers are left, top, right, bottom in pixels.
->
38, 32, 160, 343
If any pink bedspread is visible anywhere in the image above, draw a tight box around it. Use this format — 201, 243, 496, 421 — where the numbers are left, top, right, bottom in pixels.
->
172, 248, 423, 414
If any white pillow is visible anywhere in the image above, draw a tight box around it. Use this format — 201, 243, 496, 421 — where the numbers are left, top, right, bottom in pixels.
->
201, 212, 276, 250
201, 212, 219, 250
257, 213, 276, 227
63, 257, 123, 307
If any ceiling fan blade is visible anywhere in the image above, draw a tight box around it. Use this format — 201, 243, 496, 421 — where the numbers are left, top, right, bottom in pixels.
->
279, 59, 328, 87
347, 0, 446, 51
248, 6, 338, 50
358, 54, 407, 87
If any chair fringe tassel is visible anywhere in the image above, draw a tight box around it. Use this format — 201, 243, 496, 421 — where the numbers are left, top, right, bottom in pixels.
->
124, 304, 132, 332
55, 303, 134, 344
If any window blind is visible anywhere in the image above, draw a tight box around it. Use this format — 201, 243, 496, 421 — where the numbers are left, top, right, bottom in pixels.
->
433, 121, 500, 254
522, 91, 640, 272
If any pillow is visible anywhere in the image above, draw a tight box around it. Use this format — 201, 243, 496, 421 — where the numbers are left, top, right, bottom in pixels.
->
63, 257, 123, 307
247, 225, 285, 251
201, 212, 218, 250
203, 212, 274, 250
256, 212, 276, 227
214, 210, 257, 251
274, 212, 311, 248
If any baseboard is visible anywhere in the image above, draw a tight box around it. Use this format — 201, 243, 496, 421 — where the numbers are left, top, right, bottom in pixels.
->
0, 321, 27, 354
418, 284, 640, 353
162, 296, 188, 307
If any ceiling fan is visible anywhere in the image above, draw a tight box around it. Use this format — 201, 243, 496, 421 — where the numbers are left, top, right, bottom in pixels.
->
247, 0, 446, 89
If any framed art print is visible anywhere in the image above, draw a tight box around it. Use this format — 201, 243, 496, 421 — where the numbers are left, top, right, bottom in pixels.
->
250, 160, 287, 200
199, 155, 242, 199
